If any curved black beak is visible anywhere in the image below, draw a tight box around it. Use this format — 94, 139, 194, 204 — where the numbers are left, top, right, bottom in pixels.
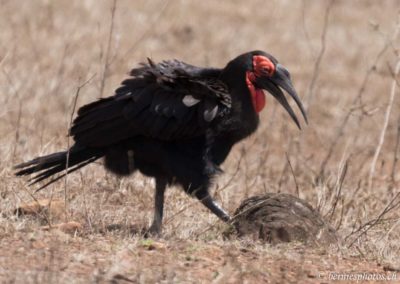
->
256, 64, 308, 129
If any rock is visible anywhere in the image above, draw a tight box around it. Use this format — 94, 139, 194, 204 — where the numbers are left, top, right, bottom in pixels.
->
58, 221, 82, 234
230, 193, 339, 246
14, 199, 65, 221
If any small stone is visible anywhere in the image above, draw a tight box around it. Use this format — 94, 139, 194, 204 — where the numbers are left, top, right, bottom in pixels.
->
58, 221, 82, 234
14, 199, 65, 221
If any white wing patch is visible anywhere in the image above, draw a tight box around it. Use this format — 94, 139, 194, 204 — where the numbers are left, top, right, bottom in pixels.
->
182, 95, 201, 107
204, 105, 219, 122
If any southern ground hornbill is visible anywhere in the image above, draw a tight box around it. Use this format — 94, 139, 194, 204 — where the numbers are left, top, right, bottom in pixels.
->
15, 50, 307, 234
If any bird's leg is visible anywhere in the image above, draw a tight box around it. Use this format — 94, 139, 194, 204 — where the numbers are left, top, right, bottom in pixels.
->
199, 194, 231, 222
148, 178, 167, 235
200, 128, 230, 222
203, 130, 221, 175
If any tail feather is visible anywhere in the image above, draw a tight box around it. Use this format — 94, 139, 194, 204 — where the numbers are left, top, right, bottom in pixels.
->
32, 157, 100, 192
15, 145, 104, 189
14, 151, 69, 175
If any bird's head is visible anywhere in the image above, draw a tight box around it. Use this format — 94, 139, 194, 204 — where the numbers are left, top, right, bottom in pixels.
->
230, 50, 308, 129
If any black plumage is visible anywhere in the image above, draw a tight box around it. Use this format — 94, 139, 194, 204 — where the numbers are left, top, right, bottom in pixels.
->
15, 50, 307, 234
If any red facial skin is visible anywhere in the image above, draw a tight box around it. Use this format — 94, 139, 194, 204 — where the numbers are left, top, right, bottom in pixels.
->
245, 55, 276, 113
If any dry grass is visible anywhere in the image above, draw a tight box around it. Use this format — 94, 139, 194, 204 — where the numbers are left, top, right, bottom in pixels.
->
1, 0, 400, 282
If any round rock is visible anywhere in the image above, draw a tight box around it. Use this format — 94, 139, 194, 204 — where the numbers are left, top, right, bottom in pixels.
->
230, 193, 339, 246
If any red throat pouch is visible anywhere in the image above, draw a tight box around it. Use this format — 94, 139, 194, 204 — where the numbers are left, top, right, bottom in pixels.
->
254, 89, 266, 113
246, 71, 266, 113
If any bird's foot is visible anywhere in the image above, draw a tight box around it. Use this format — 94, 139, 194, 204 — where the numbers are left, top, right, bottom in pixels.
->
145, 222, 162, 238
200, 194, 231, 223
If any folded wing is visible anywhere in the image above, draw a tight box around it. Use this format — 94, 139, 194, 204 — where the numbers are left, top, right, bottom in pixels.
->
70, 59, 231, 147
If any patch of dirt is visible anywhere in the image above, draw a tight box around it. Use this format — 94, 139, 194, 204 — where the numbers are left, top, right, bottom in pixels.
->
0, 231, 393, 283
41, 221, 83, 234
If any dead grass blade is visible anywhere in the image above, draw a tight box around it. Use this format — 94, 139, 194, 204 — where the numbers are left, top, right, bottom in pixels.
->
346, 191, 400, 248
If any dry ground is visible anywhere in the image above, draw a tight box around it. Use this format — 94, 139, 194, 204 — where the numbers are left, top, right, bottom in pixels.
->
1, 0, 400, 283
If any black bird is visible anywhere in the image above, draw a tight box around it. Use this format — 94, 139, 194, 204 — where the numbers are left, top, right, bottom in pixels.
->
15, 50, 307, 234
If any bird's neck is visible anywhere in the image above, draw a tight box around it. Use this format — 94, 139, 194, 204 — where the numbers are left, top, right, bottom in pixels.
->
216, 64, 261, 141
213, 89, 260, 142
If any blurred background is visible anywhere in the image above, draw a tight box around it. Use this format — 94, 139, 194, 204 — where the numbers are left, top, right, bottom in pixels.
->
0, 0, 399, 280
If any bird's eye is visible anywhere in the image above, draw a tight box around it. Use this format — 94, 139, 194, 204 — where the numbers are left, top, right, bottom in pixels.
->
260, 66, 272, 76
276, 64, 290, 78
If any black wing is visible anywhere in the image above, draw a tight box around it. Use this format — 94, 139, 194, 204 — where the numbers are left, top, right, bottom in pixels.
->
70, 59, 231, 147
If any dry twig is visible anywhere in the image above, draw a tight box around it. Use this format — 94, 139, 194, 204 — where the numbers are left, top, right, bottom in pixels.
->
286, 152, 300, 197
108, 1, 171, 70
346, 191, 400, 248
64, 74, 96, 221
99, 0, 117, 98
11, 101, 22, 162
304, 0, 335, 108
328, 159, 348, 222
391, 118, 400, 184
368, 59, 400, 190
318, 39, 392, 179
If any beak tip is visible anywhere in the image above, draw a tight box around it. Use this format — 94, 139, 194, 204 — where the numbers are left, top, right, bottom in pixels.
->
263, 65, 309, 130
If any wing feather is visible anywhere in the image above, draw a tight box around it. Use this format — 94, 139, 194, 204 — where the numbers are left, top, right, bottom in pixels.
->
70, 59, 231, 147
